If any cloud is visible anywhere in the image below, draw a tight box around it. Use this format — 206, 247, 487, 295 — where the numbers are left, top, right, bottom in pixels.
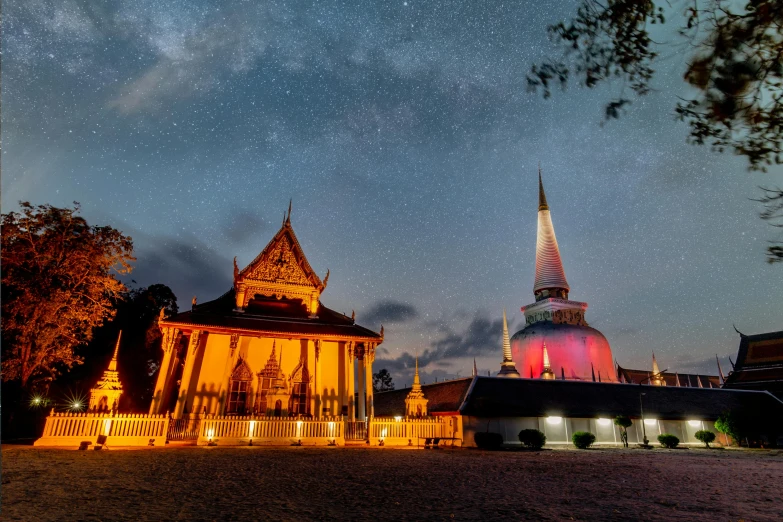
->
362, 300, 419, 326
128, 235, 232, 303
376, 311, 503, 376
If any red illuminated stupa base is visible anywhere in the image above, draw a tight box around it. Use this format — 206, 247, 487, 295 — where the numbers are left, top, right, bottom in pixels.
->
510, 322, 617, 381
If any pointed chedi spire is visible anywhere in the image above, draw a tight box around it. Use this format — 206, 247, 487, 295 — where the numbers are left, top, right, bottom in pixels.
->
498, 309, 521, 378
540, 342, 555, 380
108, 330, 121, 372
405, 355, 428, 416
88, 331, 124, 411
534, 169, 570, 301
652, 352, 661, 375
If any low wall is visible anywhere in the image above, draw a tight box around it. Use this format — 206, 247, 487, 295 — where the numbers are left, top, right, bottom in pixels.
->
198, 416, 345, 446
461, 416, 726, 447
34, 412, 169, 447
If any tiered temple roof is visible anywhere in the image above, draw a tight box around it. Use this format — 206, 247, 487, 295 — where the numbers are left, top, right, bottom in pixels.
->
161, 207, 382, 342
724, 330, 783, 400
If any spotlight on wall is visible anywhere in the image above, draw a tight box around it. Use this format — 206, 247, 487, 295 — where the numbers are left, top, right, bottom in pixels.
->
644, 418, 657, 426
687, 420, 701, 427
546, 416, 562, 424
597, 418, 611, 426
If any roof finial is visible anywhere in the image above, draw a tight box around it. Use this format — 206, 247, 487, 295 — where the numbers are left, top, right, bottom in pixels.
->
413, 355, 421, 387
472, 358, 478, 377
108, 331, 122, 372
286, 199, 292, 225
716, 355, 726, 385
538, 164, 549, 211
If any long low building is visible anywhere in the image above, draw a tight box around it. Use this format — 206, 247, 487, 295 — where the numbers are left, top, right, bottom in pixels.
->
374, 376, 783, 447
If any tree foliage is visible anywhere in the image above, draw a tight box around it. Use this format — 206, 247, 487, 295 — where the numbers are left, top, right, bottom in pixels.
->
1, 202, 135, 389
694, 429, 717, 447
530, 1, 783, 262
373, 368, 395, 392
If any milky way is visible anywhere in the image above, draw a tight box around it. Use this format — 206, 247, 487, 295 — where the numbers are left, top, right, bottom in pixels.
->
3, 0, 782, 385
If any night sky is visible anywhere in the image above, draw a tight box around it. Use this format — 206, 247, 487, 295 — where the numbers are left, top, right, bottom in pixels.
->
4, 1, 782, 386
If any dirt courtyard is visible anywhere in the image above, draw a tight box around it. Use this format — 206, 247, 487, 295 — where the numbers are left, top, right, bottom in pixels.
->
2, 445, 782, 521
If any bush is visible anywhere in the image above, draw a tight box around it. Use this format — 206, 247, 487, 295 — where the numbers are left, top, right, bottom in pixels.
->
518, 429, 547, 449
694, 430, 716, 448
474, 432, 503, 450
658, 433, 680, 448
572, 431, 596, 449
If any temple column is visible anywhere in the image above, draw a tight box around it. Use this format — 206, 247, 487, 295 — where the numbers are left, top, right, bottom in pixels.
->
357, 350, 366, 421
314, 340, 322, 418
365, 343, 375, 418
217, 333, 241, 415
150, 327, 180, 414
174, 331, 201, 419
347, 342, 355, 421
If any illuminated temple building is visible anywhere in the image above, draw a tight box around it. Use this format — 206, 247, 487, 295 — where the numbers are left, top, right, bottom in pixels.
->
149, 205, 383, 420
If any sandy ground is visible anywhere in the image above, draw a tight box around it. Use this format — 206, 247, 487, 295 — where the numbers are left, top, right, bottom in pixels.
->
2, 445, 782, 521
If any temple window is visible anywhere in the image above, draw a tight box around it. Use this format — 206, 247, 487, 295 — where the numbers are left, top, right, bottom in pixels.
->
227, 358, 253, 415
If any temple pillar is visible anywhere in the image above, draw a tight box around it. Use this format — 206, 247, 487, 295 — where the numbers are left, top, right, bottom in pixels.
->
357, 351, 366, 421
174, 331, 201, 419
365, 343, 375, 418
217, 333, 241, 415
314, 340, 322, 418
150, 327, 180, 414
347, 342, 355, 421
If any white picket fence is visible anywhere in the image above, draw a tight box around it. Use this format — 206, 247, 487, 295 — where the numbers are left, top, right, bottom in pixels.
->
33, 412, 455, 448
199, 416, 345, 446
369, 417, 451, 446
34, 412, 169, 447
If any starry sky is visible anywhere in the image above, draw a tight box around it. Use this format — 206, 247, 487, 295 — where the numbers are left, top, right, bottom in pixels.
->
4, 0, 782, 387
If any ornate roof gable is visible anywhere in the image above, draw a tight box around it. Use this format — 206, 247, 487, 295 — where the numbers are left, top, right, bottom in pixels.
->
233, 206, 327, 315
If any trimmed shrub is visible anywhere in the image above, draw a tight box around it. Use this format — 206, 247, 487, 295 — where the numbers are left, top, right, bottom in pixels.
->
474, 432, 503, 450
518, 429, 547, 449
694, 430, 716, 448
658, 433, 680, 448
572, 431, 596, 449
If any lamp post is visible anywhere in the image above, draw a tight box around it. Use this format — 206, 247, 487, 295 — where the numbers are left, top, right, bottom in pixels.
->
639, 392, 649, 446
638, 367, 667, 447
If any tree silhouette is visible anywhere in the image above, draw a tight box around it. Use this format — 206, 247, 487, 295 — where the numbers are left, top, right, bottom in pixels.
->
373, 369, 395, 392
530, 1, 783, 262
1, 202, 134, 390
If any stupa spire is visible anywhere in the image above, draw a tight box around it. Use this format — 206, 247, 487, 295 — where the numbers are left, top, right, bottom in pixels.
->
652, 352, 661, 375
498, 309, 521, 378
405, 355, 428, 416
108, 331, 122, 372
538, 165, 548, 211
413, 356, 421, 388
534, 169, 570, 300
